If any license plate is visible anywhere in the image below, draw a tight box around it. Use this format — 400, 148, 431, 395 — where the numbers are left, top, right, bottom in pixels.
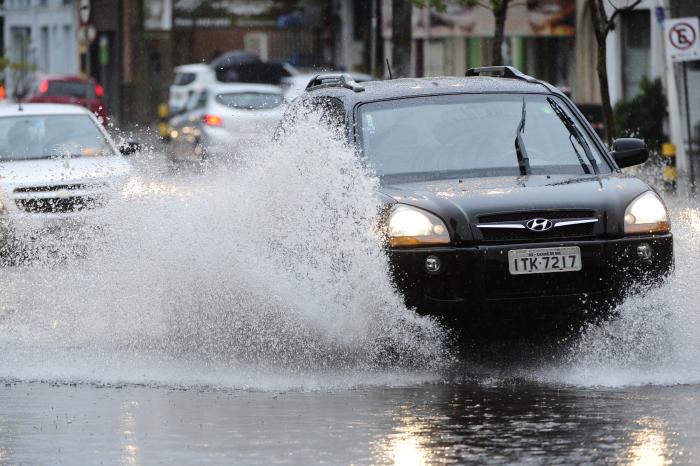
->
508, 247, 582, 275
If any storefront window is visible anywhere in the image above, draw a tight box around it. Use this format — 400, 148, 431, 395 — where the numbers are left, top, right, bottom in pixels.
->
621, 10, 651, 99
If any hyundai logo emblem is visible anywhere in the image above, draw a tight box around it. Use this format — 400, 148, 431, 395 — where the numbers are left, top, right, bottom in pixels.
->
526, 218, 553, 232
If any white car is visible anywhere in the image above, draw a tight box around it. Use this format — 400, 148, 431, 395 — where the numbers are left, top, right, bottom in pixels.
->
0, 104, 132, 248
168, 64, 217, 115
167, 83, 285, 164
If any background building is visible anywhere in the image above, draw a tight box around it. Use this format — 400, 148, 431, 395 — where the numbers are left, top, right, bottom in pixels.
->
1, 0, 80, 98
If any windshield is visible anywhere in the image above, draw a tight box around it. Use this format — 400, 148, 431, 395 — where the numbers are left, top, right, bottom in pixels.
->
45, 80, 95, 99
215, 92, 283, 110
358, 94, 609, 182
0, 114, 113, 161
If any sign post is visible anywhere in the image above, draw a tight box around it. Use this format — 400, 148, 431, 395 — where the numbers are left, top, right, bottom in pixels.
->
665, 17, 700, 192
79, 0, 92, 78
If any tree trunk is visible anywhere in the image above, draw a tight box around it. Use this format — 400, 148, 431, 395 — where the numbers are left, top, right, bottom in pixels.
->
491, 0, 510, 66
589, 0, 616, 144
391, 0, 412, 77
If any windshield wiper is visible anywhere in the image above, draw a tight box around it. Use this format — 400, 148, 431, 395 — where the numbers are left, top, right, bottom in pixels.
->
514, 97, 531, 176
546, 97, 600, 175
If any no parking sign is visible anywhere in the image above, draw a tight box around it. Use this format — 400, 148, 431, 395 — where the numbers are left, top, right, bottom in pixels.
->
664, 17, 700, 63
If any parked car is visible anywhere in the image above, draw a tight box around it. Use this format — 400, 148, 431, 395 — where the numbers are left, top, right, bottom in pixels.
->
0, 104, 132, 251
279, 68, 673, 335
26, 75, 109, 123
211, 51, 297, 85
167, 83, 285, 165
168, 63, 217, 116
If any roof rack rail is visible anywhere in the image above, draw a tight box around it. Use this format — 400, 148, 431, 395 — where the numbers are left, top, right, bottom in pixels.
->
306, 73, 365, 93
465, 66, 554, 92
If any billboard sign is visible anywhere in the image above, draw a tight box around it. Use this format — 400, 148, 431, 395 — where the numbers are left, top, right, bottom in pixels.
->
382, 0, 575, 39
144, 0, 173, 31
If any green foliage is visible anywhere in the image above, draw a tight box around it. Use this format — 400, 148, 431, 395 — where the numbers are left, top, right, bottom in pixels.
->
614, 77, 667, 153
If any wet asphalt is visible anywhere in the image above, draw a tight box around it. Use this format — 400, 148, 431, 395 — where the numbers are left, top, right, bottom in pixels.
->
1, 379, 699, 465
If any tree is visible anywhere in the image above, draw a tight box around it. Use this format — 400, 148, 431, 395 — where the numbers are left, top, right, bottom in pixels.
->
485, 0, 513, 66
589, 0, 642, 144
392, 0, 413, 77
615, 77, 667, 154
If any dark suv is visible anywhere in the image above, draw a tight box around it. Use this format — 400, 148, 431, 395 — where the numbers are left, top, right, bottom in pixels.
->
281, 67, 673, 334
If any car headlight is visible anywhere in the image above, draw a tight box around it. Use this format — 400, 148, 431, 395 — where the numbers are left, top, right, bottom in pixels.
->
624, 191, 670, 234
387, 205, 450, 247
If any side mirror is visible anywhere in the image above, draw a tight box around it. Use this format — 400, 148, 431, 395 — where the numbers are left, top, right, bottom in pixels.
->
611, 138, 648, 168
119, 140, 141, 156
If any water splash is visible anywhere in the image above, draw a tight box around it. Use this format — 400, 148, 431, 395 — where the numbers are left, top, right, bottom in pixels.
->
0, 118, 450, 389
543, 195, 700, 386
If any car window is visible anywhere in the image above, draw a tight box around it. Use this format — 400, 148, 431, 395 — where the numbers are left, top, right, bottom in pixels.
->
185, 91, 208, 112
195, 91, 208, 109
44, 80, 95, 99
173, 72, 196, 86
314, 97, 346, 128
358, 94, 609, 181
274, 96, 346, 141
215, 92, 283, 110
0, 114, 113, 161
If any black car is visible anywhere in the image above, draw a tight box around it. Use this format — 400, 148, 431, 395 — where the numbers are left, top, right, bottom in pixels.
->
281, 66, 673, 334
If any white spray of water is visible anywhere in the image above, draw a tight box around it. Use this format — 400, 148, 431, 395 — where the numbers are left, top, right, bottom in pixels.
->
0, 118, 450, 389
542, 196, 700, 386
5, 110, 700, 389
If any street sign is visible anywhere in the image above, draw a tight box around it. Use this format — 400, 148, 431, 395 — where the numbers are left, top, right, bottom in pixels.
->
79, 0, 91, 26
664, 17, 700, 63
77, 25, 97, 44
98, 35, 109, 66
655, 7, 665, 25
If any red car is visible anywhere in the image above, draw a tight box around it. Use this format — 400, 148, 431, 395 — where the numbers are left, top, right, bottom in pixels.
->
27, 76, 108, 123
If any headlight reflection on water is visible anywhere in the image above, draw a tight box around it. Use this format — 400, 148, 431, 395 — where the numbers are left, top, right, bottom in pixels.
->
626, 417, 671, 466
373, 419, 435, 466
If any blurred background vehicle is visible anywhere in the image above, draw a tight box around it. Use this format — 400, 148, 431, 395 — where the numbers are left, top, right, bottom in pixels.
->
167, 52, 297, 120
0, 103, 132, 246
210, 51, 298, 85
168, 63, 216, 116
25, 75, 109, 124
167, 82, 285, 165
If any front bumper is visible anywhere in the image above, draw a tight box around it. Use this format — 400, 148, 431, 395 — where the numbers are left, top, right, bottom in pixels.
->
388, 234, 673, 329
0, 209, 107, 249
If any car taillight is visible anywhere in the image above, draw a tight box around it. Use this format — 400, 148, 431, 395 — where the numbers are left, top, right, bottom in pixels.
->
202, 114, 223, 126
39, 80, 49, 93
95, 84, 104, 97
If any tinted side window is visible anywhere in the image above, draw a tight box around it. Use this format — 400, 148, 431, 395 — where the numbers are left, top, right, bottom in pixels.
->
315, 97, 346, 128
274, 96, 347, 141
173, 73, 196, 86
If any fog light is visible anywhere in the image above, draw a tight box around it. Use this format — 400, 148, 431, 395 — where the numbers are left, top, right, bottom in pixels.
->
425, 255, 442, 274
637, 243, 652, 261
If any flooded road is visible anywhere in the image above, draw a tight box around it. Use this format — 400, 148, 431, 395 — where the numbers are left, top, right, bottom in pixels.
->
2, 380, 699, 464
2, 128, 700, 464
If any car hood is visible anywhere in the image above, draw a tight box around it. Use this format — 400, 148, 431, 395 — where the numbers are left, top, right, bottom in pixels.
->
0, 156, 131, 192
380, 173, 655, 242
